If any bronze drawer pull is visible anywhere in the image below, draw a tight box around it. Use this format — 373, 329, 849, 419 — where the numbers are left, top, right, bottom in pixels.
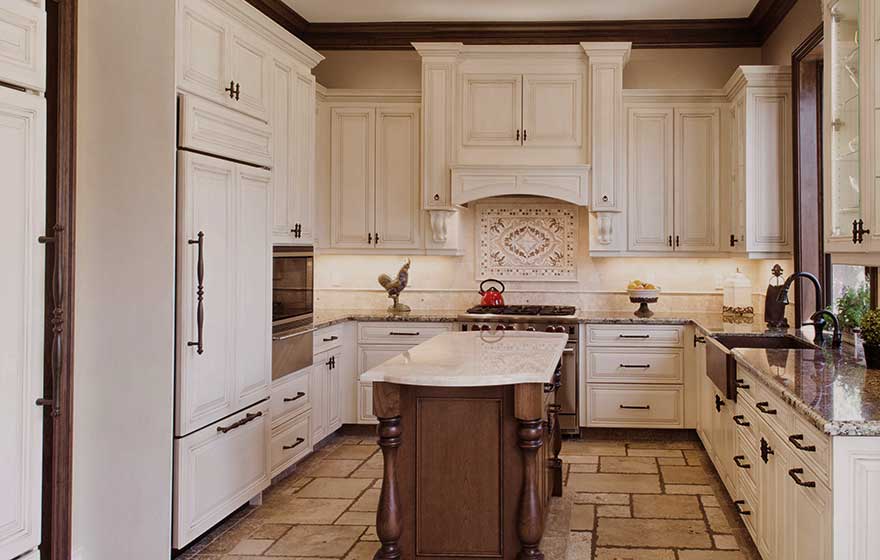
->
756, 401, 777, 415
619, 404, 651, 410
619, 363, 651, 369
284, 392, 306, 403
761, 437, 774, 463
389, 331, 420, 336
733, 415, 750, 427
619, 334, 650, 339
789, 468, 816, 488
735, 379, 750, 390
789, 434, 817, 452
283, 437, 305, 451
322, 335, 339, 342
734, 455, 751, 469
734, 500, 751, 515
217, 411, 262, 434
715, 394, 725, 412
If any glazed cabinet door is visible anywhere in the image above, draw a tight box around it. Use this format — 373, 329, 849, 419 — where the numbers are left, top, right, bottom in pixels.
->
374, 105, 421, 249
291, 71, 316, 244
228, 22, 272, 122
674, 107, 720, 252
311, 354, 327, 442
233, 166, 271, 410
784, 462, 831, 560
756, 423, 792, 560
330, 107, 376, 249
627, 106, 674, 251
522, 73, 583, 148
0, 0, 46, 92
461, 73, 522, 147
327, 349, 342, 433
0, 87, 44, 560
176, 151, 238, 436
177, 0, 231, 108
728, 97, 747, 252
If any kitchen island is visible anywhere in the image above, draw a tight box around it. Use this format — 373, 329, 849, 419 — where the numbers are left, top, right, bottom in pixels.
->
360, 330, 568, 560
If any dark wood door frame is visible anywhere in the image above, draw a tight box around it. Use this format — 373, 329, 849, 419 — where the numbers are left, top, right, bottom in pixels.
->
42, 0, 77, 558
791, 24, 825, 325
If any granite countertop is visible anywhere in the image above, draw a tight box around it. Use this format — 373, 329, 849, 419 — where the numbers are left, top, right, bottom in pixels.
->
312, 307, 880, 436
359, 331, 568, 387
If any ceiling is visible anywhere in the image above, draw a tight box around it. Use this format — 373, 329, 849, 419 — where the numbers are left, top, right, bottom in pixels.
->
284, 0, 762, 23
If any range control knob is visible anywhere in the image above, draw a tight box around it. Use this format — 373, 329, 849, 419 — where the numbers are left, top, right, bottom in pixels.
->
545, 326, 555, 333
496, 324, 505, 331
556, 326, 567, 334
526, 326, 536, 332
481, 324, 490, 331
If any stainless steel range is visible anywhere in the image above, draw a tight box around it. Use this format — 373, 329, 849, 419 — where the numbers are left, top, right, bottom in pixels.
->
459, 305, 580, 435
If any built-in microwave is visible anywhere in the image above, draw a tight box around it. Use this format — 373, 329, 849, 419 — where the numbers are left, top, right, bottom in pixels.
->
272, 246, 314, 332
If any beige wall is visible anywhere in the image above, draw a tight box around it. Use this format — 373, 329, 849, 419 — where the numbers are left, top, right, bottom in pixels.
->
762, 0, 823, 65
315, 50, 422, 89
74, 0, 176, 558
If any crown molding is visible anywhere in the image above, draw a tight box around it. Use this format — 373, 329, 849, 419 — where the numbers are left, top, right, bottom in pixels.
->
246, 0, 799, 51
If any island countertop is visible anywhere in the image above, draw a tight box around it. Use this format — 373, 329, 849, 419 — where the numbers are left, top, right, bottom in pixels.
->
359, 330, 568, 387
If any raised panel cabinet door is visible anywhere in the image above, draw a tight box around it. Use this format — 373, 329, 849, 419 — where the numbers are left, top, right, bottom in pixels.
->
461, 73, 522, 147
728, 97, 747, 251
177, 0, 230, 107
0, 88, 44, 560
228, 23, 272, 122
311, 355, 327, 442
522, 73, 583, 147
234, 165, 271, 409
674, 107, 721, 252
327, 350, 342, 433
747, 91, 792, 253
375, 105, 421, 249
176, 151, 237, 436
627, 106, 674, 251
756, 422, 792, 560
291, 71, 315, 244
270, 57, 295, 243
0, 0, 46, 91
786, 466, 831, 560
330, 107, 375, 249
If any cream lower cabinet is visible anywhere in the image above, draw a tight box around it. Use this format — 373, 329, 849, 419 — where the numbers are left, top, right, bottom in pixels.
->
330, 105, 421, 250
626, 105, 720, 253
312, 348, 342, 442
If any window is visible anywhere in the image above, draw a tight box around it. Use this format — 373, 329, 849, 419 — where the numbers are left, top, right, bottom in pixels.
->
829, 264, 874, 332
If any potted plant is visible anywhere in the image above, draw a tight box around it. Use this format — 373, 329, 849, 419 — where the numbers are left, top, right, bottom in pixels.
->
860, 309, 880, 368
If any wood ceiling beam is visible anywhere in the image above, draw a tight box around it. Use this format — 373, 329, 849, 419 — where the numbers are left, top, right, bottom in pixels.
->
246, 0, 797, 50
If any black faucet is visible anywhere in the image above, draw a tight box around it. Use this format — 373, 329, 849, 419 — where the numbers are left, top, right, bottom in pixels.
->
777, 272, 842, 348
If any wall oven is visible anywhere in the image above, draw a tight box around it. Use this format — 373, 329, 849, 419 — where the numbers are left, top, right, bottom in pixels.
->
272, 246, 314, 380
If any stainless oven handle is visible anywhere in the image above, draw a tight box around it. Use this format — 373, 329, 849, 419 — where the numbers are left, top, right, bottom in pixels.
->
563, 347, 575, 354
273, 327, 316, 341
274, 252, 314, 258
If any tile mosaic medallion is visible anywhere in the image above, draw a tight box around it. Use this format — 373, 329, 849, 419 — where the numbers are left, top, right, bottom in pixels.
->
477, 202, 578, 281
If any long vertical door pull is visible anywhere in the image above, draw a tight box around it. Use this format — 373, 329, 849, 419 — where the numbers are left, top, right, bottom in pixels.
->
37, 225, 63, 416
188, 231, 205, 354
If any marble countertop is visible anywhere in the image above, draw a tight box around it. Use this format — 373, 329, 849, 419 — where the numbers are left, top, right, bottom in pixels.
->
312, 307, 880, 436
359, 331, 568, 387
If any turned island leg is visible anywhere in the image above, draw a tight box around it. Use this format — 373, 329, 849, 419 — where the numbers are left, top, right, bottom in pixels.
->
517, 418, 545, 560
550, 403, 563, 497
373, 382, 403, 560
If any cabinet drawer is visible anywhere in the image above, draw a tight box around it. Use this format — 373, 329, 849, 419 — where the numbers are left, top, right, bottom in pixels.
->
270, 411, 312, 476
786, 414, 831, 487
733, 366, 758, 403
586, 384, 683, 427
734, 475, 759, 540
734, 434, 760, 492
179, 94, 273, 168
0, 0, 46, 92
173, 400, 270, 548
587, 348, 683, 384
586, 325, 684, 348
733, 398, 761, 443
358, 322, 452, 344
313, 325, 343, 355
751, 381, 792, 437
270, 367, 311, 426
358, 381, 377, 424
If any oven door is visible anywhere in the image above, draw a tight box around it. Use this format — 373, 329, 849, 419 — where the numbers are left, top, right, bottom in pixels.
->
272, 325, 314, 381
273, 247, 314, 330
557, 343, 579, 434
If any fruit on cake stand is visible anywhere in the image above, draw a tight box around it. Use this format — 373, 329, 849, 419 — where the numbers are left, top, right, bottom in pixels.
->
627, 280, 661, 318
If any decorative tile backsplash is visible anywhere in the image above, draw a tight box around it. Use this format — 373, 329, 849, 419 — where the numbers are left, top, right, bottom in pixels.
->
477, 202, 578, 281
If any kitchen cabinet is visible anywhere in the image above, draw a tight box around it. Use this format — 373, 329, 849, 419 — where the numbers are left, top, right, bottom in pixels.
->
271, 55, 315, 245
329, 104, 421, 250
460, 71, 583, 150
0, 0, 46, 92
177, 0, 272, 122
0, 86, 45, 560
626, 105, 720, 252
175, 151, 271, 437
312, 348, 342, 443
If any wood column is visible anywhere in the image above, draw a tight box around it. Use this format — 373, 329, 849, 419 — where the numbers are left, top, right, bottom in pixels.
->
550, 403, 563, 497
373, 383, 402, 560
515, 383, 545, 560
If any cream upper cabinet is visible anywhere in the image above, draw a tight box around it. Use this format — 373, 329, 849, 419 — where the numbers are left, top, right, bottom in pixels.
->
271, 55, 315, 245
522, 74, 584, 148
330, 104, 421, 251
461, 74, 521, 147
627, 106, 674, 251
0, 0, 46, 92
177, 0, 272, 122
674, 107, 720, 252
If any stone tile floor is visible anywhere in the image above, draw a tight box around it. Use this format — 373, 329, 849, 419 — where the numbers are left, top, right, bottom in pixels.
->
179, 433, 761, 560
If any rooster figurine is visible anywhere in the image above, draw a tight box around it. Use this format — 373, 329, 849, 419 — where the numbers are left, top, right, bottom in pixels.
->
378, 259, 412, 313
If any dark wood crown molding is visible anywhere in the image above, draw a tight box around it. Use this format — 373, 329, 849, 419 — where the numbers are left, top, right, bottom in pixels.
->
247, 0, 797, 50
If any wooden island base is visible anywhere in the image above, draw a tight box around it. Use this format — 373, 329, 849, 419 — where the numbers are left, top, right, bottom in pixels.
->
372, 381, 562, 560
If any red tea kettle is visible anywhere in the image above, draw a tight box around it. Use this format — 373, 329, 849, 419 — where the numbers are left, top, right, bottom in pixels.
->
479, 279, 506, 307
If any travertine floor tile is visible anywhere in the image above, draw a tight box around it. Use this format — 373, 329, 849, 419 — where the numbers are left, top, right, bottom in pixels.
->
627, 448, 684, 458
559, 454, 600, 464
360, 526, 378, 541
632, 494, 702, 519
261, 497, 351, 524
677, 551, 747, 560
570, 504, 594, 531
570, 463, 598, 473
334, 511, 375, 525
564, 531, 592, 560
227, 539, 272, 555
574, 493, 630, 505
568, 473, 661, 494
565, 442, 627, 456
700, 495, 720, 508
660, 465, 712, 484
349, 488, 380, 512
657, 457, 687, 465
628, 440, 702, 450
301, 459, 363, 478
595, 548, 676, 560
705, 506, 732, 533
715, 534, 740, 549
597, 517, 711, 548
596, 505, 630, 518
249, 523, 291, 540
297, 477, 373, 499
599, 456, 658, 474
344, 541, 380, 560
325, 445, 377, 460
266, 525, 363, 557
349, 465, 383, 478
664, 484, 714, 495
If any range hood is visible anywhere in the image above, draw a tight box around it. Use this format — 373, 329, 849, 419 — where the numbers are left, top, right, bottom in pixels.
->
451, 164, 591, 206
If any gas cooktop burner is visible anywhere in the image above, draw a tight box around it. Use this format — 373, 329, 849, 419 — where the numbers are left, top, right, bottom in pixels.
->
464, 305, 577, 317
